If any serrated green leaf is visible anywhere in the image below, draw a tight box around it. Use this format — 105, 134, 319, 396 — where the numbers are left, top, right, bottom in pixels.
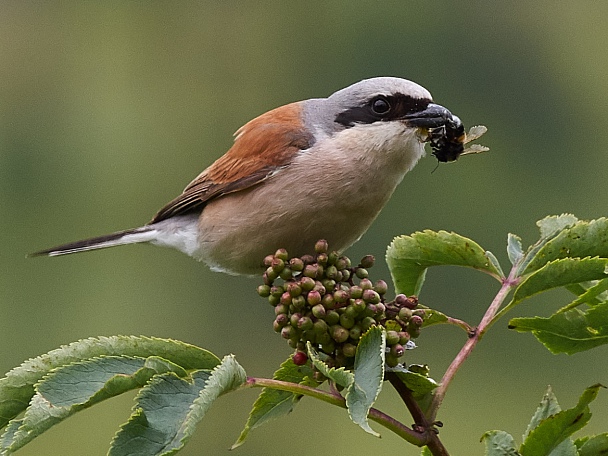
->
1, 355, 186, 453
0, 336, 220, 430
510, 257, 608, 308
232, 356, 317, 449
392, 368, 439, 398
560, 278, 608, 312
508, 233, 524, 266
486, 250, 505, 278
520, 384, 603, 456
481, 430, 519, 455
575, 433, 608, 455
109, 370, 211, 456
516, 215, 579, 275
307, 343, 354, 388
508, 303, 608, 354
523, 218, 608, 275
110, 354, 246, 456
345, 327, 385, 437
524, 386, 561, 440
387, 230, 503, 296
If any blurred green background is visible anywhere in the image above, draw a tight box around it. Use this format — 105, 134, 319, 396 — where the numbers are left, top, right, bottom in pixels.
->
2, 2, 608, 455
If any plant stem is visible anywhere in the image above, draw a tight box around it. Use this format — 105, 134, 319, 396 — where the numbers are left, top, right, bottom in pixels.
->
426, 268, 519, 423
386, 372, 450, 456
245, 377, 425, 445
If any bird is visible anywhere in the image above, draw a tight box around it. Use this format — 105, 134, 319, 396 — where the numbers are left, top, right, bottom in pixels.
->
32, 77, 465, 276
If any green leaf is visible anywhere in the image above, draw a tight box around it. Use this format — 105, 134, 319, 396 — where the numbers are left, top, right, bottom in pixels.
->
520, 384, 603, 456
421, 446, 433, 456
0, 355, 187, 453
232, 356, 317, 449
0, 336, 219, 429
420, 308, 449, 327
510, 257, 608, 308
109, 370, 211, 456
392, 368, 438, 398
523, 217, 608, 275
575, 433, 608, 455
345, 327, 385, 437
508, 233, 524, 266
508, 303, 608, 354
386, 230, 503, 296
560, 278, 608, 311
524, 386, 561, 439
110, 354, 246, 456
517, 215, 579, 275
307, 343, 354, 388
481, 430, 519, 455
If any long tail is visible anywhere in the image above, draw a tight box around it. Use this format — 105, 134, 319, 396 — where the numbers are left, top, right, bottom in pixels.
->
30, 226, 158, 257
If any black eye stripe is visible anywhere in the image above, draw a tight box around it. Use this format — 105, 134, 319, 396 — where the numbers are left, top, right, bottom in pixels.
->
335, 94, 431, 127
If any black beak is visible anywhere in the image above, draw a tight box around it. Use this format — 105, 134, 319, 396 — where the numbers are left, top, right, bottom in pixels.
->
403, 103, 459, 129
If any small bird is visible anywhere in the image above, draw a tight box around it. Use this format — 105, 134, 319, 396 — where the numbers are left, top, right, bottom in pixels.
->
32, 77, 464, 275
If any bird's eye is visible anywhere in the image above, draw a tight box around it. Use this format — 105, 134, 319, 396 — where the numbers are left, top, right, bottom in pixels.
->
371, 96, 391, 115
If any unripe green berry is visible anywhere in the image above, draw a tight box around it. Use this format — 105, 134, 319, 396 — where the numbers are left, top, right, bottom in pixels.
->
386, 330, 400, 345
257, 284, 271, 297
270, 285, 284, 297
288, 337, 300, 348
375, 303, 386, 315
317, 331, 332, 346
279, 267, 293, 280
312, 303, 326, 319
349, 324, 362, 340
352, 299, 366, 315
268, 294, 280, 306
333, 289, 349, 304
304, 264, 319, 278
362, 289, 380, 304
274, 303, 289, 315
399, 307, 413, 321
355, 268, 369, 279
399, 331, 411, 344
292, 295, 306, 310
302, 330, 316, 342
322, 279, 336, 293
313, 319, 328, 334
280, 292, 292, 306
263, 254, 275, 267
325, 265, 339, 280
299, 276, 316, 291
265, 267, 279, 282
290, 312, 302, 326
342, 343, 357, 358
281, 326, 296, 339
336, 256, 351, 270
341, 269, 351, 281
327, 251, 339, 265
271, 257, 285, 273
274, 314, 289, 328
359, 255, 375, 268
349, 286, 363, 299
316, 253, 328, 265
315, 239, 329, 254
410, 315, 424, 326
274, 248, 289, 261
313, 282, 326, 295
287, 282, 302, 297
325, 310, 340, 325
359, 278, 373, 290
330, 325, 349, 343
307, 290, 322, 306
361, 316, 376, 331
373, 280, 388, 295
322, 294, 335, 310
344, 304, 359, 319
289, 257, 305, 272
339, 313, 355, 329
297, 316, 314, 331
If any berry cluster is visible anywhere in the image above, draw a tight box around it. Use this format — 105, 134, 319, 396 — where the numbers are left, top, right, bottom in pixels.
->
257, 240, 426, 368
